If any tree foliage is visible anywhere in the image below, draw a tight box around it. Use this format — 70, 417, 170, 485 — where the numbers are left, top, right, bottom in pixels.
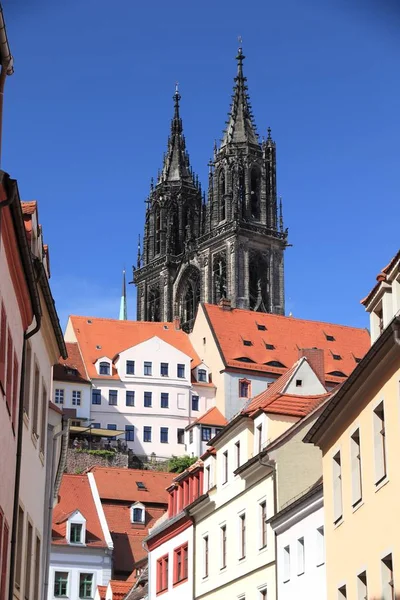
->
167, 455, 198, 473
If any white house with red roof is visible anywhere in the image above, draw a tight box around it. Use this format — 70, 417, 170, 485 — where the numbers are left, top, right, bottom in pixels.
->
53, 341, 92, 423
64, 317, 216, 459
190, 302, 370, 419
185, 406, 227, 458
48, 473, 113, 600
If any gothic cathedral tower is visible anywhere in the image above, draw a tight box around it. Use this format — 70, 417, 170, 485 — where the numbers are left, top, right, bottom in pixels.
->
134, 48, 288, 331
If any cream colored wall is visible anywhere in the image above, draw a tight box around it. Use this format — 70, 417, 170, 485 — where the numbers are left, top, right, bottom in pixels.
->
267, 414, 298, 445
190, 305, 226, 413
321, 352, 400, 599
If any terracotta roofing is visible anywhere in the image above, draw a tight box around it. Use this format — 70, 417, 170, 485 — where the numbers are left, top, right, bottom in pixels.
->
97, 585, 107, 600
53, 342, 90, 383
361, 249, 400, 307
91, 467, 175, 503
21, 200, 37, 215
110, 581, 133, 600
202, 303, 370, 383
69, 316, 201, 379
52, 474, 107, 548
186, 406, 227, 430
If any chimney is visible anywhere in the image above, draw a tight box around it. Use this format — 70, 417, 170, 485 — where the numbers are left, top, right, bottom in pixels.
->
298, 348, 325, 386
173, 316, 181, 331
219, 298, 232, 311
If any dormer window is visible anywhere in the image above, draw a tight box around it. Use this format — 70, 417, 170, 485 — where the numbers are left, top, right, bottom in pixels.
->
131, 502, 145, 524
198, 369, 207, 382
243, 340, 252, 347
99, 362, 110, 375
70, 523, 83, 544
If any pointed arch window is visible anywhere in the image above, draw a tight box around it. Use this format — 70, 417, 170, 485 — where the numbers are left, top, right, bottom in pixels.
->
178, 268, 201, 333
148, 286, 161, 322
250, 167, 261, 220
238, 169, 246, 218
219, 170, 226, 222
155, 207, 161, 254
213, 253, 227, 303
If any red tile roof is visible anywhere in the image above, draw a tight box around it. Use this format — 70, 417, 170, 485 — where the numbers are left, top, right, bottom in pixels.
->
52, 474, 107, 548
53, 341, 90, 383
69, 316, 201, 379
110, 580, 133, 600
360, 249, 400, 307
91, 467, 175, 503
203, 303, 370, 384
187, 406, 227, 430
97, 585, 107, 600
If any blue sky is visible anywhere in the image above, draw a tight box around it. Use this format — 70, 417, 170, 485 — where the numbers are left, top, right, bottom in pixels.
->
2, 0, 399, 330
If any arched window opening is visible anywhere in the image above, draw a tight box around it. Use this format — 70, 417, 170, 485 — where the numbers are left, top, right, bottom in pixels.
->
155, 208, 161, 254
148, 286, 161, 322
168, 208, 180, 256
249, 253, 267, 312
219, 170, 226, 222
239, 170, 246, 219
178, 268, 201, 333
213, 253, 227, 303
99, 362, 110, 376
250, 168, 261, 220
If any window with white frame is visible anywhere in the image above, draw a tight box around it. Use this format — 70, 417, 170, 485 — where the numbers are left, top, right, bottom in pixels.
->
373, 401, 387, 484
198, 368, 207, 382
283, 545, 290, 582
206, 465, 211, 490
259, 588, 267, 600
239, 513, 246, 559
220, 524, 227, 569
131, 502, 145, 524
99, 361, 110, 375
351, 428, 362, 506
260, 501, 267, 549
338, 584, 347, 599
316, 526, 324, 566
222, 450, 228, 484
297, 537, 305, 575
54, 389, 64, 404
381, 554, 394, 600
69, 523, 83, 544
72, 390, 81, 406
203, 535, 209, 578
357, 571, 367, 600
333, 451, 343, 524
54, 572, 69, 598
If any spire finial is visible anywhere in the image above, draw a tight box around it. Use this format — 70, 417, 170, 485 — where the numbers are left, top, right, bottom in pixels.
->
236, 36, 245, 77
279, 196, 284, 232
119, 269, 128, 320
173, 81, 181, 113
267, 127, 272, 140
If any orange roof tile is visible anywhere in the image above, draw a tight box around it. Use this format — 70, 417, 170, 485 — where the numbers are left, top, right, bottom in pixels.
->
360, 249, 400, 307
110, 580, 133, 600
91, 467, 175, 503
187, 406, 227, 429
54, 342, 89, 383
97, 585, 107, 600
52, 474, 107, 548
203, 303, 370, 383
69, 316, 201, 379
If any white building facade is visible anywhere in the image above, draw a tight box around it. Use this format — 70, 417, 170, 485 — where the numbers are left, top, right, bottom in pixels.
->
271, 485, 325, 600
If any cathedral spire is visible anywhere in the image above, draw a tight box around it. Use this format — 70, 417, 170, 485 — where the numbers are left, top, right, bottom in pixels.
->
220, 45, 259, 149
158, 84, 194, 184
119, 269, 128, 321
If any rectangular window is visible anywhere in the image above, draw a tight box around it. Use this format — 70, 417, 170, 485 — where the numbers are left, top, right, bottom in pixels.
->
239, 380, 250, 398
357, 571, 368, 600
283, 545, 290, 582
92, 423, 101, 429
55, 389, 64, 404
11, 353, 18, 428
381, 554, 394, 600
99, 362, 110, 375
70, 523, 83, 544
160, 362, 169, 376
161, 393, 169, 408
235, 440, 241, 468
5, 330, 12, 415
108, 390, 118, 406
125, 425, 134, 442
23, 342, 32, 416
72, 390, 81, 406
221, 525, 227, 569
173, 543, 188, 584
203, 535, 209, 578
257, 424, 263, 453
0, 303, 6, 389
79, 573, 93, 599
91, 389, 101, 405
144, 426, 152, 442
177, 429, 185, 444
126, 360, 135, 375
25, 521, 33, 599
107, 424, 117, 441
144, 392, 152, 407
223, 450, 228, 484
202, 427, 211, 442
40, 383, 47, 454
177, 364, 185, 378
198, 369, 207, 382
351, 428, 362, 506
338, 585, 347, 599
33, 536, 40, 600
239, 513, 246, 559
333, 451, 343, 524
126, 391, 135, 406
297, 537, 305, 575
54, 572, 68, 598
259, 589, 267, 600
374, 401, 387, 484
260, 501, 267, 549
32, 364, 40, 436
156, 554, 169, 594
15, 506, 24, 589
0, 521, 9, 600
144, 361, 152, 376
316, 526, 324, 566
160, 427, 169, 444
189, 429, 193, 444
206, 465, 211, 490
192, 395, 199, 411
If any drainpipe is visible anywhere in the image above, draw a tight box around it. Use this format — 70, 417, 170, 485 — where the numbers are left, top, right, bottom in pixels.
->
258, 455, 278, 599
0, 4, 14, 168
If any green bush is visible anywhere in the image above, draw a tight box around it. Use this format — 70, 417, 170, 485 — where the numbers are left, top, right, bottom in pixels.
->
168, 455, 198, 473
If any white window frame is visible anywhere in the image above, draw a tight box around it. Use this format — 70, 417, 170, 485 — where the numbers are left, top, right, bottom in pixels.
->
283, 545, 290, 582
54, 388, 64, 405
238, 510, 246, 561
316, 526, 325, 566
297, 537, 305, 575
332, 449, 343, 524
130, 502, 145, 524
373, 400, 387, 485
350, 427, 362, 507
67, 512, 86, 546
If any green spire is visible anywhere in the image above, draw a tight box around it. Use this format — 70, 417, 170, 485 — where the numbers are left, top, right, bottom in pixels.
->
119, 269, 128, 320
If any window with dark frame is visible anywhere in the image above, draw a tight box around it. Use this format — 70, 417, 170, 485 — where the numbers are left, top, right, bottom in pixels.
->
54, 572, 68, 598
92, 389, 101, 405
160, 362, 169, 376
198, 369, 207, 382
126, 360, 135, 375
221, 525, 227, 569
108, 390, 118, 406
202, 427, 212, 442
144, 426, 152, 442
144, 361, 152, 376
177, 364, 185, 378
144, 392, 152, 407
125, 425, 134, 441
161, 393, 169, 408
177, 429, 185, 444
239, 380, 250, 398
79, 573, 93, 599
126, 391, 135, 406
160, 427, 169, 443
192, 395, 199, 411
70, 523, 83, 544
99, 362, 110, 375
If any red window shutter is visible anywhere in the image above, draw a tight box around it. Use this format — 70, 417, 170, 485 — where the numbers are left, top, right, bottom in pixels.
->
0, 305, 6, 391
156, 559, 161, 593
12, 353, 19, 429
5, 330, 12, 415
0, 510, 3, 570
0, 522, 9, 600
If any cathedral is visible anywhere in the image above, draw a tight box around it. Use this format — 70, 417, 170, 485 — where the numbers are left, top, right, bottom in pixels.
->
133, 47, 288, 332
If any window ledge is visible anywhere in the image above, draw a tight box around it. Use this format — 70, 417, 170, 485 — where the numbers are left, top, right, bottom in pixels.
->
220, 566, 227, 572
334, 517, 344, 530
283, 578, 290, 584
375, 476, 389, 493
258, 545, 268, 554
316, 561, 325, 568
173, 578, 188, 588
352, 499, 364, 514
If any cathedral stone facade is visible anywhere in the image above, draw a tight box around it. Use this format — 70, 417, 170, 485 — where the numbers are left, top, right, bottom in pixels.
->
133, 48, 288, 332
